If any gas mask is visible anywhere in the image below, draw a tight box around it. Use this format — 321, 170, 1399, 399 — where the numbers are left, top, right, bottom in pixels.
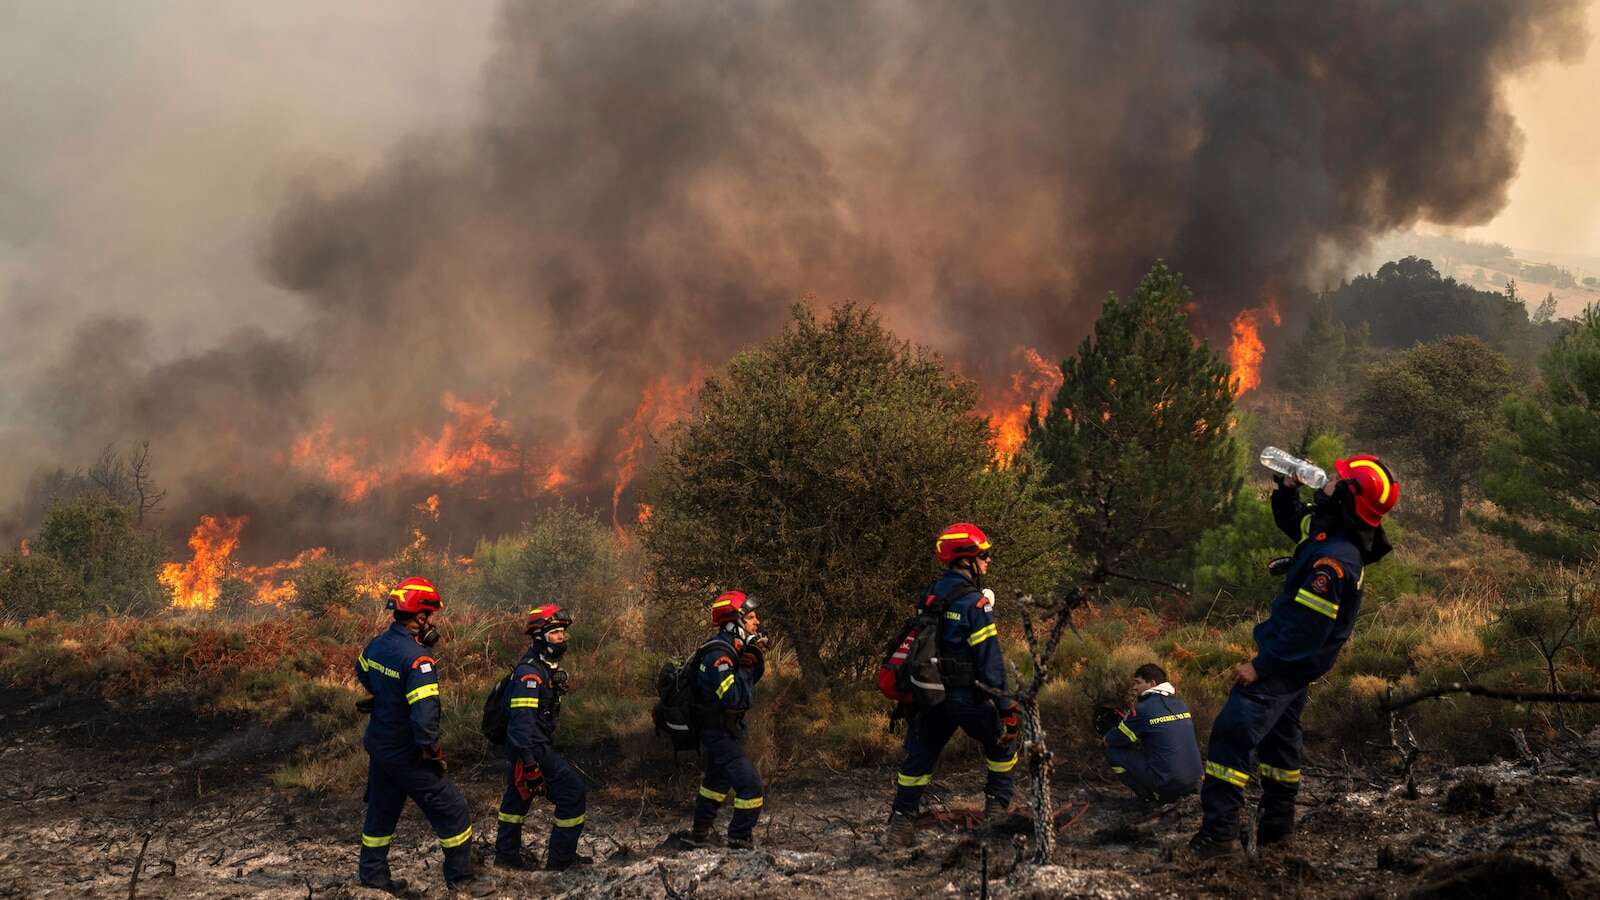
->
414, 615, 440, 648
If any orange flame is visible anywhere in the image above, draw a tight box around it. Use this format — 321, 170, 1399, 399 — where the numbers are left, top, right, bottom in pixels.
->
983, 347, 1063, 465
1227, 297, 1281, 395
417, 494, 441, 521
291, 424, 381, 502
637, 502, 654, 526
612, 369, 703, 534
161, 515, 247, 609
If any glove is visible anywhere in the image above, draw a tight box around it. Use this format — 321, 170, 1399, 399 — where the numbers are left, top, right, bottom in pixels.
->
514, 759, 545, 802
418, 744, 447, 773
1092, 705, 1124, 736
739, 646, 766, 682
997, 700, 1020, 750
1267, 555, 1293, 577
355, 696, 375, 715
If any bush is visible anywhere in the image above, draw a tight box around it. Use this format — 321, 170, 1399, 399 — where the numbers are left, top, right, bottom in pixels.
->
465, 504, 629, 614
0, 553, 86, 619
28, 494, 164, 615
291, 556, 359, 617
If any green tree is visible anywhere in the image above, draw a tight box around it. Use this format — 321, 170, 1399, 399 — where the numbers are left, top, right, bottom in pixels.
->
291, 555, 358, 617
1532, 293, 1559, 326
1029, 261, 1240, 593
1482, 306, 1600, 562
32, 493, 164, 614
1354, 336, 1516, 532
643, 304, 1073, 680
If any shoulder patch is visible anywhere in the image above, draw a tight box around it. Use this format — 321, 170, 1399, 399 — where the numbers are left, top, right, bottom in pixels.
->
1311, 557, 1346, 579
713, 655, 732, 672
418, 662, 433, 674
1307, 570, 1333, 597
520, 672, 543, 685
411, 656, 436, 669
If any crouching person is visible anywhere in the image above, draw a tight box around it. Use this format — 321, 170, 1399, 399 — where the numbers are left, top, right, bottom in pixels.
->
495, 604, 591, 871
1100, 663, 1201, 803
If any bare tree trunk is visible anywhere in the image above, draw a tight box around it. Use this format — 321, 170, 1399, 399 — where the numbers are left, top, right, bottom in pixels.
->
1005, 589, 1088, 865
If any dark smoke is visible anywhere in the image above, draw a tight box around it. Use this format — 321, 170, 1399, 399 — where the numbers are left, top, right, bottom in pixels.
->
5, 0, 1587, 558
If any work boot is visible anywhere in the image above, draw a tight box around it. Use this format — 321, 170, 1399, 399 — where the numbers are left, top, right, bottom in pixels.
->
1187, 831, 1239, 860
983, 797, 1010, 824
493, 850, 540, 871
727, 837, 756, 850
883, 811, 918, 849
356, 874, 410, 897
684, 828, 724, 849
445, 873, 497, 897
546, 853, 595, 871
1256, 825, 1294, 848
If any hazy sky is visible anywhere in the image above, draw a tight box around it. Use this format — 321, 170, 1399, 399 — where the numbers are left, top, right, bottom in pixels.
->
1467, 0, 1600, 256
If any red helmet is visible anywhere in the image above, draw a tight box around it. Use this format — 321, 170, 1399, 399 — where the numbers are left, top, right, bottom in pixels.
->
387, 576, 442, 614
936, 523, 992, 564
1335, 454, 1400, 526
710, 590, 757, 626
525, 603, 573, 636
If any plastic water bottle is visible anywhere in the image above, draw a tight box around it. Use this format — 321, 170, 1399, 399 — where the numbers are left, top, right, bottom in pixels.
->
1259, 446, 1327, 489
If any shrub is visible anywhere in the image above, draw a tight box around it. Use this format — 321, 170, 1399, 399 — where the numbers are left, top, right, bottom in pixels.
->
30, 494, 164, 615
0, 553, 86, 619
292, 555, 359, 617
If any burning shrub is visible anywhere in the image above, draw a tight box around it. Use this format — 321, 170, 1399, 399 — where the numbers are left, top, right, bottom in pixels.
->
642, 303, 1074, 681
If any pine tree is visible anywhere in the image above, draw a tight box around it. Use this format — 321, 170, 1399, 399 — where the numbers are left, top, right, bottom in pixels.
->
1028, 262, 1240, 593
1482, 306, 1600, 562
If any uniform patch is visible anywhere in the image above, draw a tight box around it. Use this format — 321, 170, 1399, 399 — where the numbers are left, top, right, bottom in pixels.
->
411, 656, 435, 670
1308, 571, 1332, 596
521, 673, 543, 685
418, 662, 433, 674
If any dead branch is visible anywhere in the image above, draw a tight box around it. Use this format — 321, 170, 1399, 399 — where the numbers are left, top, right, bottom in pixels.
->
658, 862, 687, 900
128, 832, 153, 900
1388, 714, 1421, 800
1382, 683, 1600, 712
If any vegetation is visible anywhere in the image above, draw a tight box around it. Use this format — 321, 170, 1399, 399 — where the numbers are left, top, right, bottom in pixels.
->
1029, 261, 1239, 593
642, 303, 1073, 681
1354, 336, 1517, 532
0, 493, 164, 617
1482, 306, 1600, 563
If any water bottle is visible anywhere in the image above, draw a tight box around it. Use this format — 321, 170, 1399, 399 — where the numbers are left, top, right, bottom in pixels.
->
1259, 446, 1327, 489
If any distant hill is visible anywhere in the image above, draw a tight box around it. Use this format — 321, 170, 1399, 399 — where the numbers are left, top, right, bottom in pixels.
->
1353, 232, 1600, 320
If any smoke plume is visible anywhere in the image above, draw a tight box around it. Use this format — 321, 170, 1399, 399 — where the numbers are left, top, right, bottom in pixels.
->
3, 0, 1587, 558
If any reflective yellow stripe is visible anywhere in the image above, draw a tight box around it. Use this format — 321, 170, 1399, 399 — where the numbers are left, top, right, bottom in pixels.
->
361, 833, 393, 848
1293, 589, 1339, 619
554, 813, 586, 827
1148, 712, 1192, 724
1205, 761, 1250, 788
945, 611, 962, 621
509, 697, 540, 709
716, 673, 736, 698
699, 785, 727, 802
1110, 766, 1126, 774
438, 826, 472, 848
498, 811, 525, 824
406, 683, 440, 704
1347, 459, 1392, 503
1117, 721, 1138, 743
1258, 763, 1302, 784
1299, 514, 1312, 541
987, 753, 1018, 773
360, 656, 400, 679
732, 796, 763, 810
967, 623, 997, 646
938, 531, 970, 542
897, 772, 932, 787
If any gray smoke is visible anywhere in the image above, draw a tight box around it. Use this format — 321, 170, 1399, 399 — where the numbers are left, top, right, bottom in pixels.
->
4, 0, 1587, 557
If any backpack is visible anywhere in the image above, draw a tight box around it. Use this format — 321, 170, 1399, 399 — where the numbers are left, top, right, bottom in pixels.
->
876, 581, 978, 709
481, 654, 537, 745
653, 637, 736, 751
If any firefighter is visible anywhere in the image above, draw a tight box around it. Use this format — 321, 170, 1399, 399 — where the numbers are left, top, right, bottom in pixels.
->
687, 590, 770, 849
354, 577, 491, 896
1189, 455, 1399, 857
494, 603, 591, 871
1099, 663, 1202, 803
883, 523, 1020, 848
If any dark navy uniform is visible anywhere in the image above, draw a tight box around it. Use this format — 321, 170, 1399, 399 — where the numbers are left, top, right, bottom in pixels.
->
354, 622, 473, 885
892, 569, 1016, 815
496, 651, 587, 865
1103, 685, 1203, 801
1198, 483, 1370, 842
690, 630, 765, 843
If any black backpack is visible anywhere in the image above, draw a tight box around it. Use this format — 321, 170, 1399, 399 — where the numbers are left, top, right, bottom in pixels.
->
653, 637, 736, 751
481, 654, 536, 745
877, 580, 979, 710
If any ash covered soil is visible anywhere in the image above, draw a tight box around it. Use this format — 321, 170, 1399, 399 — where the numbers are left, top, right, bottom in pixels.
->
3, 694, 1599, 899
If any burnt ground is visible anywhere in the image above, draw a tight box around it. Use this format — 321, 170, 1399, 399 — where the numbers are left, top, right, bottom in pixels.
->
3, 693, 1600, 899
